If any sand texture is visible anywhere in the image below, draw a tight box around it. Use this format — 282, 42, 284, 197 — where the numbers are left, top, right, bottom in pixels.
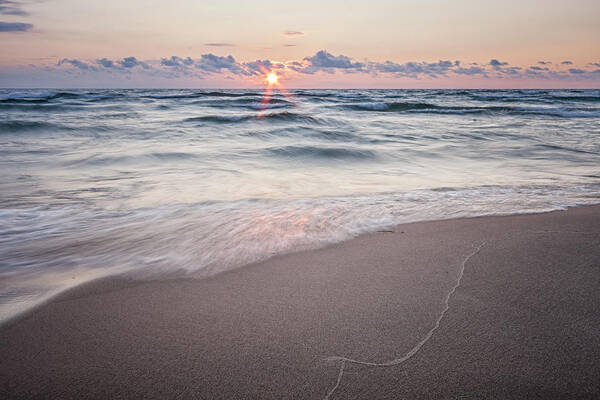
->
1, 206, 600, 399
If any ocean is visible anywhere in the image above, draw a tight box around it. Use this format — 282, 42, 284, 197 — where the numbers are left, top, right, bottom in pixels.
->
1, 88, 599, 321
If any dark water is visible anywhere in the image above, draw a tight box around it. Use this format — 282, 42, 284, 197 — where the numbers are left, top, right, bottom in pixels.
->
1, 88, 599, 321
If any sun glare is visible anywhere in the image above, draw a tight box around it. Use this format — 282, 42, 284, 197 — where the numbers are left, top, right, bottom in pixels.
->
266, 72, 279, 85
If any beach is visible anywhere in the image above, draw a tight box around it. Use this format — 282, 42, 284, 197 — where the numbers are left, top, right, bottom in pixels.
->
2, 205, 599, 399
2, 0, 600, 398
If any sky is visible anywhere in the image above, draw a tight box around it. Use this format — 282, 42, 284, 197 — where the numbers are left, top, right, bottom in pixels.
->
1, 0, 599, 88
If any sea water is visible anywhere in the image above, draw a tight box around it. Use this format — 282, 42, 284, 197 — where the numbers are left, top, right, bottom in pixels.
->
1, 88, 599, 321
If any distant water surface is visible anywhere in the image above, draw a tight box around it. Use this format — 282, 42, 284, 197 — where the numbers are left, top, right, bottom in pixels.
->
1, 89, 599, 321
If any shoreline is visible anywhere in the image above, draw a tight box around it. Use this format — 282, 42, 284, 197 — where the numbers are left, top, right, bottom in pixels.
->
2, 203, 598, 328
2, 205, 600, 399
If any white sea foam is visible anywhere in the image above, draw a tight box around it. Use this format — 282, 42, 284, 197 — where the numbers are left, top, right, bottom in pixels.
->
0, 91, 57, 101
1, 184, 599, 323
352, 102, 389, 110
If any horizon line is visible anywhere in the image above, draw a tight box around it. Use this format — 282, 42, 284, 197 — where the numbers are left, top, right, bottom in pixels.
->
2, 87, 599, 91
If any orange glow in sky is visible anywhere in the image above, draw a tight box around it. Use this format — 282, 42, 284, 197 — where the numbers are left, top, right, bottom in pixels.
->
1, 0, 599, 88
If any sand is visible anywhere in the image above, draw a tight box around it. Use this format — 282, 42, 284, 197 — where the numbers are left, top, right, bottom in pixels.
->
1, 205, 599, 399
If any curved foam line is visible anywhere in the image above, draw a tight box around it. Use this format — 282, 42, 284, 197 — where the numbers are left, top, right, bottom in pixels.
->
526, 230, 596, 235
323, 360, 346, 400
323, 241, 486, 399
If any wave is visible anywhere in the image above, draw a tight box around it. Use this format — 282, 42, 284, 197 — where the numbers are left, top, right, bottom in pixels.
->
294, 91, 335, 98
184, 114, 254, 123
228, 96, 290, 104
468, 93, 600, 103
199, 91, 260, 97
350, 102, 391, 111
0, 91, 128, 104
184, 111, 323, 124
65, 151, 201, 167
345, 102, 600, 117
347, 102, 505, 113
144, 91, 259, 100
0, 103, 77, 112
249, 103, 291, 110
337, 92, 366, 98
266, 145, 377, 160
0, 91, 81, 102
0, 120, 72, 133
189, 97, 294, 110
548, 95, 600, 102
468, 95, 539, 102
0, 90, 274, 104
249, 111, 324, 124
1, 183, 599, 322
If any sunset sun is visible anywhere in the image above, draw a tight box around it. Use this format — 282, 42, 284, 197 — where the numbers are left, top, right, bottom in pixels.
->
266, 72, 279, 85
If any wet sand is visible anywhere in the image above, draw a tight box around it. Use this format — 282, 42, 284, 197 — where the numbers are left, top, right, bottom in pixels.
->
1, 205, 599, 399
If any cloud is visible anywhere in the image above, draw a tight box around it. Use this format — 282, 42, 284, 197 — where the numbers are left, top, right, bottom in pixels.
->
0, 1, 34, 33
160, 56, 194, 67
283, 44, 296, 47
243, 59, 272, 75
561, 61, 573, 65
503, 67, 522, 75
299, 50, 365, 74
293, 51, 461, 78
22, 51, 600, 85
307, 51, 364, 69
526, 68, 547, 76
195, 54, 248, 75
95, 57, 151, 70
96, 58, 115, 68
119, 56, 150, 69
61, 57, 150, 72
283, 30, 304, 37
58, 58, 97, 71
489, 59, 509, 69
0, 0, 27, 16
487, 59, 527, 77
454, 66, 487, 75
538, 61, 551, 65
372, 60, 454, 77
0, 20, 31, 31
205, 43, 235, 47
158, 54, 279, 76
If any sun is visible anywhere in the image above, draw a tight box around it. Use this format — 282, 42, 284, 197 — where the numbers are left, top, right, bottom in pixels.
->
266, 72, 279, 85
